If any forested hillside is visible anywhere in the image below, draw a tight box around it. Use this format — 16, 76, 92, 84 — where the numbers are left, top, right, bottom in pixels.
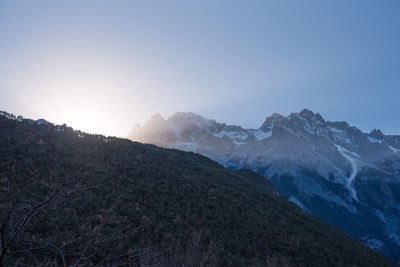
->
0, 112, 393, 266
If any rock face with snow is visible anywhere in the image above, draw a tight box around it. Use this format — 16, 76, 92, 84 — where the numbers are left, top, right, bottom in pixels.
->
129, 109, 400, 261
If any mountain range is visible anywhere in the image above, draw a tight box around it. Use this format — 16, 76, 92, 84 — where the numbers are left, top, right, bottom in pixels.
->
0, 110, 393, 266
129, 109, 400, 261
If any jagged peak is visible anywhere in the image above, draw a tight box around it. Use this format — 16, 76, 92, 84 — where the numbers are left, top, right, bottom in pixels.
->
142, 113, 169, 131
261, 113, 286, 127
369, 129, 385, 139
297, 108, 325, 122
135, 110, 393, 141
270, 112, 284, 118
299, 108, 315, 116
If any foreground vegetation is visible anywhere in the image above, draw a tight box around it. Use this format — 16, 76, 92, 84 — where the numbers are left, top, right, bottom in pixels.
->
0, 112, 393, 266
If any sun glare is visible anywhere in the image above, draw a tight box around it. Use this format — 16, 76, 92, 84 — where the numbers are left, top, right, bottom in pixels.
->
13, 49, 141, 137
26, 75, 128, 137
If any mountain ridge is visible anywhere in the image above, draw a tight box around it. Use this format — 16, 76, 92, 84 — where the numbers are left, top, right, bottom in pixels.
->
129, 109, 400, 262
0, 110, 393, 266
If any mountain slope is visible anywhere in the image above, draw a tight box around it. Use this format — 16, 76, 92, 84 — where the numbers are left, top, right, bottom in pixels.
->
130, 109, 400, 262
0, 111, 393, 266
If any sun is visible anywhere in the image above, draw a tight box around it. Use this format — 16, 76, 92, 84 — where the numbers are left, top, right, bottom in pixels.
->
27, 77, 122, 136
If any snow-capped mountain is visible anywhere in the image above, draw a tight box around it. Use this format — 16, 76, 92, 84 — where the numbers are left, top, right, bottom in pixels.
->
129, 109, 400, 261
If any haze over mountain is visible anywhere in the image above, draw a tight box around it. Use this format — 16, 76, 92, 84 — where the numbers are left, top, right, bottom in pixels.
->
130, 109, 400, 261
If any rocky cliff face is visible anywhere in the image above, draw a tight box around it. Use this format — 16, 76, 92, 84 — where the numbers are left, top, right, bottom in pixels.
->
129, 109, 400, 261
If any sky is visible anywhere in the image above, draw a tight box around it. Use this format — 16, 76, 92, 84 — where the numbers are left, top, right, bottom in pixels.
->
0, 0, 399, 137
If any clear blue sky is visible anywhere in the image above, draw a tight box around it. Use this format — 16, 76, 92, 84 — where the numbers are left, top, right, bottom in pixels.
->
0, 0, 399, 136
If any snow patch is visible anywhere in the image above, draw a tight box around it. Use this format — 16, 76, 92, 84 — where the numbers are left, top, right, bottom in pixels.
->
368, 137, 383, 144
233, 141, 246, 145
335, 145, 362, 200
362, 236, 384, 251
214, 130, 248, 141
294, 113, 327, 136
328, 127, 344, 133
388, 145, 400, 154
289, 196, 308, 212
328, 126, 352, 144
251, 129, 272, 140
304, 122, 323, 136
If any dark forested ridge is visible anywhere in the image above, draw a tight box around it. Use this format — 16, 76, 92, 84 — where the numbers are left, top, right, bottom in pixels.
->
0, 111, 393, 266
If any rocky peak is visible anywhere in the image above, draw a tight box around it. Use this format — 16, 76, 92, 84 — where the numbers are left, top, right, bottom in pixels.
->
147, 113, 166, 124
260, 113, 287, 130
127, 110, 400, 261
370, 129, 385, 140
298, 108, 316, 118
141, 113, 169, 133
296, 109, 325, 123
168, 112, 217, 131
